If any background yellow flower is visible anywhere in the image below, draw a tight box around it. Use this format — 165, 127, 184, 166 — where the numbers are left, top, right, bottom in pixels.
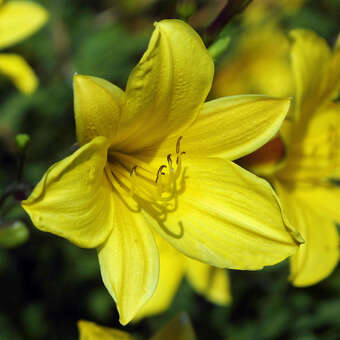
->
78, 313, 196, 340
237, 30, 340, 286
0, 0, 48, 93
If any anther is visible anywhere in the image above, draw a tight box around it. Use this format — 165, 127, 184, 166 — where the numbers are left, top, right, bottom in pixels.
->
176, 152, 186, 165
156, 165, 167, 183
167, 154, 172, 167
176, 136, 183, 154
130, 165, 137, 176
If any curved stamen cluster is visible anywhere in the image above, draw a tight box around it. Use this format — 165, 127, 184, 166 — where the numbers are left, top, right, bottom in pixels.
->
106, 137, 186, 213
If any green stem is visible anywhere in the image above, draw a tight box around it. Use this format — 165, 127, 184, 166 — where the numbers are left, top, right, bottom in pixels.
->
204, 0, 253, 46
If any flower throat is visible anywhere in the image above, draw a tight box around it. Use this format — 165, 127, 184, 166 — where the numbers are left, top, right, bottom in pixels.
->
105, 136, 186, 214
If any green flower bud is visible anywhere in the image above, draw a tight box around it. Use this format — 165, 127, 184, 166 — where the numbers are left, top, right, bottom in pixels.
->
0, 220, 29, 248
15, 134, 30, 151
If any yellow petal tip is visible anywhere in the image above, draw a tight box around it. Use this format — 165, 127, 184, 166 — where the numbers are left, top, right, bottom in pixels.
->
118, 312, 133, 326
73, 73, 88, 85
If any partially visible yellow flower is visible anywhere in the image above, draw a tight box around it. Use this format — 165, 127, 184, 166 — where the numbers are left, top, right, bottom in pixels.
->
78, 320, 134, 340
78, 313, 196, 340
0, 0, 48, 93
22, 20, 302, 324
136, 236, 231, 319
243, 0, 305, 24
213, 24, 294, 99
240, 30, 340, 287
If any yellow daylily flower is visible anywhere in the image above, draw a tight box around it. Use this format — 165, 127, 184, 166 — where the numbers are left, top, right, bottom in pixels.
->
0, 0, 48, 93
78, 313, 196, 340
213, 24, 294, 99
136, 236, 231, 319
240, 30, 340, 287
22, 19, 302, 324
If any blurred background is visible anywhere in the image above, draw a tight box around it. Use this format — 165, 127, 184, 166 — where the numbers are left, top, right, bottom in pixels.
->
0, 0, 340, 339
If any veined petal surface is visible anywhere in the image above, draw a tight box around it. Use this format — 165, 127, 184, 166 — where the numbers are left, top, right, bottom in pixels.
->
142, 96, 290, 161
78, 320, 134, 340
186, 259, 231, 305
98, 197, 159, 325
143, 157, 301, 270
0, 53, 38, 94
274, 181, 339, 286
74, 75, 126, 145
0, 1, 48, 49
21, 137, 113, 248
115, 19, 214, 153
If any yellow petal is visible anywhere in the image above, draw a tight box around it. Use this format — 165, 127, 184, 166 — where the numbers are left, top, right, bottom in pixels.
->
277, 102, 340, 182
116, 19, 214, 153
335, 33, 340, 49
212, 25, 293, 98
290, 29, 332, 121
293, 184, 340, 223
143, 157, 301, 270
136, 237, 184, 319
186, 259, 231, 305
73, 75, 126, 145
0, 53, 38, 94
22, 137, 113, 248
150, 313, 196, 340
78, 320, 134, 340
0, 1, 48, 49
327, 45, 340, 101
274, 181, 339, 286
142, 96, 290, 161
98, 196, 159, 325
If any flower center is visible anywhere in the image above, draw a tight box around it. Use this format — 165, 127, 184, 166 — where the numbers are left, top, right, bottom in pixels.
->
105, 137, 186, 216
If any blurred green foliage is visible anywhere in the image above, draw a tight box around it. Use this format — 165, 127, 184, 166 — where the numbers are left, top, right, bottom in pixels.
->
0, 0, 340, 339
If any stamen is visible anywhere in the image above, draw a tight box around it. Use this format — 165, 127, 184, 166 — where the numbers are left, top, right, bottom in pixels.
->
156, 165, 167, 183
130, 165, 137, 176
105, 165, 130, 197
176, 136, 183, 154
176, 151, 186, 165
167, 154, 172, 168
107, 136, 187, 211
